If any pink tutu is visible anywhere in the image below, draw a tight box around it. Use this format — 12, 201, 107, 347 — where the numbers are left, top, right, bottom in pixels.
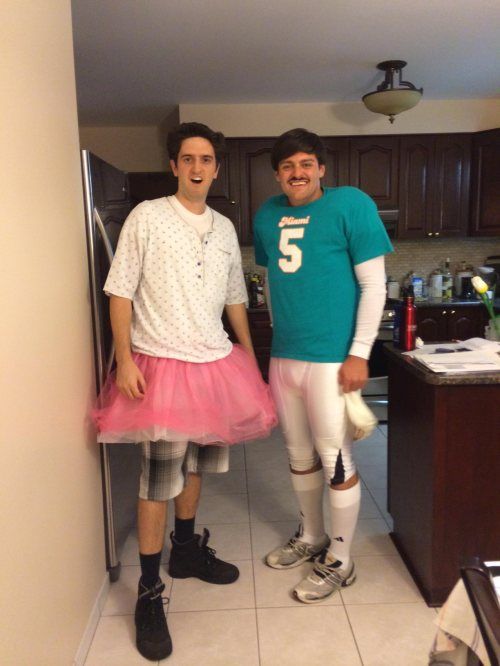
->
92, 345, 277, 445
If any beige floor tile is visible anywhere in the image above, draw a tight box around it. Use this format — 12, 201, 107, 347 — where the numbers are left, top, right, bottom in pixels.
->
195, 522, 252, 561
367, 486, 393, 526
102, 565, 172, 617
120, 530, 141, 566
168, 560, 254, 612
245, 438, 289, 469
195, 492, 249, 524
229, 444, 246, 470
351, 518, 397, 557
166, 609, 259, 666
201, 469, 247, 496
249, 490, 299, 522
84, 614, 154, 665
250, 519, 298, 558
246, 465, 294, 495
253, 558, 342, 608
346, 602, 437, 666
257, 606, 362, 666
357, 462, 387, 489
358, 485, 385, 518
354, 443, 387, 466
341, 555, 422, 604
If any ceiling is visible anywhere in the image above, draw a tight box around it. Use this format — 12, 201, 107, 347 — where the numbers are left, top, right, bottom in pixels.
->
71, 0, 500, 126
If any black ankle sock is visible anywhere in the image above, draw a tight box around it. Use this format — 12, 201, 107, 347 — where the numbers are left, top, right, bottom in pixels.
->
174, 516, 195, 544
139, 551, 162, 588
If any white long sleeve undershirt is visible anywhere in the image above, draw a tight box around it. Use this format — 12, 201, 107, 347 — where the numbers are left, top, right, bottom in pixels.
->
348, 255, 387, 360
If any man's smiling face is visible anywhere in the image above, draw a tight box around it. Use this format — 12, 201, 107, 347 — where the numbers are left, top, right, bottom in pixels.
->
170, 136, 219, 203
275, 152, 325, 207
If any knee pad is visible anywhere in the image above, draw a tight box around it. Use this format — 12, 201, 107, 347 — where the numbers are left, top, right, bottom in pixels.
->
317, 448, 357, 487
287, 448, 320, 473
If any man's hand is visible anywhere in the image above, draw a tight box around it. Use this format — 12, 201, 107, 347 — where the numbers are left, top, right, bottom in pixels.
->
338, 355, 368, 393
115, 358, 147, 399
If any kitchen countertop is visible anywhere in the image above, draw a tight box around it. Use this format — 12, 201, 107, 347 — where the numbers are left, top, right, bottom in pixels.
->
384, 343, 500, 385
388, 297, 500, 308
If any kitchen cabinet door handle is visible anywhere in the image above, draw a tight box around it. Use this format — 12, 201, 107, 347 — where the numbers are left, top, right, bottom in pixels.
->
435, 232, 440, 237
451, 310, 456, 314
230, 200, 237, 205
442, 310, 447, 315
427, 232, 433, 237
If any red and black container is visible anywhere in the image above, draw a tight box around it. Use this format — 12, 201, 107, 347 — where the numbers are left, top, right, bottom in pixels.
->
393, 286, 417, 351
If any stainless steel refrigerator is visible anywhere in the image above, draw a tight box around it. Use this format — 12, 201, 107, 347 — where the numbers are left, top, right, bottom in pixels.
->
81, 150, 142, 582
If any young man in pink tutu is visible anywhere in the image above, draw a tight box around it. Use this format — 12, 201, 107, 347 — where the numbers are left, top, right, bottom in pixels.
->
93, 122, 276, 661
254, 128, 393, 604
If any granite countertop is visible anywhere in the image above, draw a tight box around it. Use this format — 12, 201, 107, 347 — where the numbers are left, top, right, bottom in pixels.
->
388, 297, 500, 308
384, 343, 500, 385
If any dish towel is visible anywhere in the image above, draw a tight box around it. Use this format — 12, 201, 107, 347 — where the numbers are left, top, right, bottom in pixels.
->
344, 390, 378, 441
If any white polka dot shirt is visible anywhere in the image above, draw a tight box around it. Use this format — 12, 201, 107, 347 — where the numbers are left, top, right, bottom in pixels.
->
103, 197, 248, 362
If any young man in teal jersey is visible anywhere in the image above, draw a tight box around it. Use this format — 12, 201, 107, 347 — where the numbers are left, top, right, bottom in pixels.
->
254, 128, 393, 603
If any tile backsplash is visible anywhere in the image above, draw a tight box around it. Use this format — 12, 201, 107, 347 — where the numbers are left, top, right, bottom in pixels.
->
242, 237, 500, 284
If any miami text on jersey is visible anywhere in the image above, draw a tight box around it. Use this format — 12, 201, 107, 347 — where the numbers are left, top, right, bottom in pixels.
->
278, 215, 311, 228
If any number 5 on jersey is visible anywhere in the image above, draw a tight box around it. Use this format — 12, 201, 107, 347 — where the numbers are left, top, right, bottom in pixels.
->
278, 228, 305, 273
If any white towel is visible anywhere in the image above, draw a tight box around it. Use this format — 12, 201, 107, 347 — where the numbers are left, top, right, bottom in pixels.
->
344, 390, 378, 441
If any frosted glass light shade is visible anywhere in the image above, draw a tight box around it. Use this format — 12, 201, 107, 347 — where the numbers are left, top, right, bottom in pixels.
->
362, 89, 422, 117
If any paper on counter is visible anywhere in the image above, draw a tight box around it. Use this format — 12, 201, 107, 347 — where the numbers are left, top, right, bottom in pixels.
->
411, 350, 500, 374
404, 337, 500, 357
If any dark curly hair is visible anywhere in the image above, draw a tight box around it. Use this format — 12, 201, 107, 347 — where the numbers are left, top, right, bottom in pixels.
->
271, 128, 326, 171
167, 122, 227, 166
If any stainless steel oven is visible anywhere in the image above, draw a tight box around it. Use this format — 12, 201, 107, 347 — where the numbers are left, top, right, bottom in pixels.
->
362, 308, 394, 422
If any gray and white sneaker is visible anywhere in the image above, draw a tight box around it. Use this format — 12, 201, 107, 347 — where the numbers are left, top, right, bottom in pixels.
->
293, 552, 356, 603
265, 526, 330, 570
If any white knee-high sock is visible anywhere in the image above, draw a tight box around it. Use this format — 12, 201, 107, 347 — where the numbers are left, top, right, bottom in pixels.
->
290, 469, 325, 545
327, 480, 361, 569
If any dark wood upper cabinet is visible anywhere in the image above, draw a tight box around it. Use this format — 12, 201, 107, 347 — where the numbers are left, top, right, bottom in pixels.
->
204, 140, 242, 231
349, 137, 399, 209
322, 137, 349, 187
432, 134, 471, 236
398, 135, 435, 238
237, 138, 282, 246
470, 128, 500, 236
126, 129, 497, 245
398, 134, 471, 239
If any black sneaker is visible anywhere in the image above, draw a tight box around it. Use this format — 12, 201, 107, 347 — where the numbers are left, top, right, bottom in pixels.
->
135, 578, 172, 661
168, 528, 239, 584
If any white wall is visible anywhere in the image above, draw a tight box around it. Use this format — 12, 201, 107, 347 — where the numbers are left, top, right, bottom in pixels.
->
79, 125, 168, 171
180, 98, 500, 136
1, 2, 106, 663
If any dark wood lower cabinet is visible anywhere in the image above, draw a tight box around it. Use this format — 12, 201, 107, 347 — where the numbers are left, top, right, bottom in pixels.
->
417, 305, 487, 343
224, 309, 272, 381
386, 348, 500, 606
247, 309, 272, 380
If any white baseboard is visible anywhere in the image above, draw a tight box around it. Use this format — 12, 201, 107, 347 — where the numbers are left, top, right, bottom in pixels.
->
73, 574, 110, 666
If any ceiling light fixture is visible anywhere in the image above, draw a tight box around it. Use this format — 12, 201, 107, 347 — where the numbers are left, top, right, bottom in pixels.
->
362, 60, 423, 124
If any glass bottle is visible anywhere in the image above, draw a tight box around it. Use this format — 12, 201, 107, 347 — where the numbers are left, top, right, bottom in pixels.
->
441, 258, 453, 301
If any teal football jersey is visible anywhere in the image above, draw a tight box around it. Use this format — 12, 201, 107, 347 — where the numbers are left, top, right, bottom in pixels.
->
253, 187, 394, 362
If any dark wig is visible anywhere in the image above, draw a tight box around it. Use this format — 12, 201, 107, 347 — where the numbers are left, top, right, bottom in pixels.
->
271, 128, 326, 171
167, 122, 226, 166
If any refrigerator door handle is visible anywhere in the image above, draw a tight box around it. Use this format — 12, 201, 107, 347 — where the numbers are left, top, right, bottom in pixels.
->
93, 208, 116, 379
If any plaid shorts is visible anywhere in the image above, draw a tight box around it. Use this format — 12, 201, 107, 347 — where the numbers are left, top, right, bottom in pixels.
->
139, 440, 230, 501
